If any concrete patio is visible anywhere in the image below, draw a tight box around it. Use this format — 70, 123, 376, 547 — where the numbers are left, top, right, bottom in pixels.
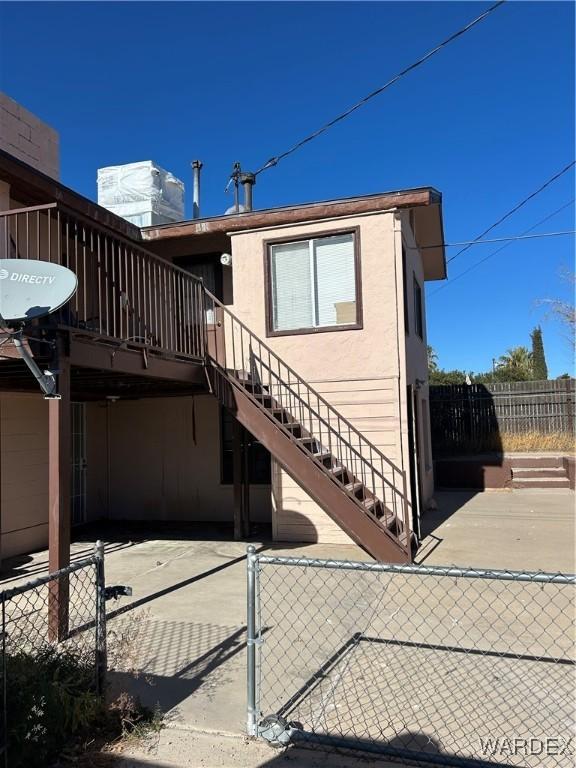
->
1, 488, 574, 767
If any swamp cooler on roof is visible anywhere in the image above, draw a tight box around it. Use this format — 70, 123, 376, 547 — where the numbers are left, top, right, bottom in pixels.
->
97, 160, 185, 227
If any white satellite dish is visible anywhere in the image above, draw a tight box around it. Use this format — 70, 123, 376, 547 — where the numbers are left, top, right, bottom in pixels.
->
0, 260, 78, 399
0, 259, 77, 323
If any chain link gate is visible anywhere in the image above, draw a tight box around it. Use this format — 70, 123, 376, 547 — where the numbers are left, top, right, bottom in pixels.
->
0, 542, 107, 766
246, 546, 575, 767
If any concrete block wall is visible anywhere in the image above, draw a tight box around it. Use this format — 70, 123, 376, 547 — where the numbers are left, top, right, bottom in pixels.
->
0, 92, 59, 180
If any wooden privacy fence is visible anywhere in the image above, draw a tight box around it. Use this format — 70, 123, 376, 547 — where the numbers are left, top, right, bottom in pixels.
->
430, 379, 575, 452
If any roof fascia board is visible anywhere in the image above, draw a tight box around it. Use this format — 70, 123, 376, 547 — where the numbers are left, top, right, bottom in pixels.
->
227, 207, 398, 237
142, 189, 436, 242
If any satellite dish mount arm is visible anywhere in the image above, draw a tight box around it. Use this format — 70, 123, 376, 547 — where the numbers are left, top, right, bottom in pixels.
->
10, 328, 59, 399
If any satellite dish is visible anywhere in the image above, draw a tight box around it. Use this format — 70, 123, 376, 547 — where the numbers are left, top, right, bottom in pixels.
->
0, 259, 77, 324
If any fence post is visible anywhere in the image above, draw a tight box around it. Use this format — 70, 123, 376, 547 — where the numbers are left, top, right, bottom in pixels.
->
94, 540, 107, 696
246, 545, 259, 737
566, 378, 574, 435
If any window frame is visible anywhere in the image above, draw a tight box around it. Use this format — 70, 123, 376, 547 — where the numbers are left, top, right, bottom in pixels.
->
263, 226, 363, 338
413, 272, 424, 339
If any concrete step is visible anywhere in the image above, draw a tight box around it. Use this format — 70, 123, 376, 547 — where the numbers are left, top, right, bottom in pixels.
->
509, 456, 565, 469
512, 477, 571, 489
511, 467, 568, 479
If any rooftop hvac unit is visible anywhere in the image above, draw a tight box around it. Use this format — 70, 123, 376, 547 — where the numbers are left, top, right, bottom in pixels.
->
97, 160, 185, 227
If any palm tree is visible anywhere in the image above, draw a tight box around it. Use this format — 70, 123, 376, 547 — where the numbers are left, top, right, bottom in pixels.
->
497, 346, 533, 376
427, 345, 439, 373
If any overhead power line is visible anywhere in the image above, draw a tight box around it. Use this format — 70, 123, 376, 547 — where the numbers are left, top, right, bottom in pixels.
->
253, 1, 506, 176
447, 161, 576, 264
429, 199, 576, 298
422, 230, 576, 249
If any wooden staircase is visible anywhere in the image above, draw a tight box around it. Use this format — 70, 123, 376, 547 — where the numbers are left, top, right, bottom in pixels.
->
203, 292, 413, 564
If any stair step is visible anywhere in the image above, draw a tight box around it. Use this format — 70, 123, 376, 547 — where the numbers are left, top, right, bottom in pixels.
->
512, 467, 567, 479
345, 482, 365, 500
297, 437, 320, 453
512, 477, 571, 489
330, 465, 350, 483
236, 372, 266, 391
284, 422, 304, 438
363, 496, 383, 514
509, 456, 565, 469
270, 407, 296, 425
313, 450, 344, 470
367, 502, 397, 528
254, 393, 275, 408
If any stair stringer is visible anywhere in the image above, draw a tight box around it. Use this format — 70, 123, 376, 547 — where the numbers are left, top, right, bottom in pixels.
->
209, 364, 410, 563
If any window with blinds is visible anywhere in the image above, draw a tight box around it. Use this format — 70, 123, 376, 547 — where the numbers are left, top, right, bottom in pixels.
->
269, 232, 358, 333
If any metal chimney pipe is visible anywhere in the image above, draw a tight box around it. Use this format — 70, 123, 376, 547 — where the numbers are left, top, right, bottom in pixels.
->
240, 172, 256, 212
192, 160, 203, 219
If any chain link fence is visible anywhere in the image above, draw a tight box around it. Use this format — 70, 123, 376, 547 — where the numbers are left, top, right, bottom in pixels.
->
247, 548, 575, 767
0, 544, 106, 767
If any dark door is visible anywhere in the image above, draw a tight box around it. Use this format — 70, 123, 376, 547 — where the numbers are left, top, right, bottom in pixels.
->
406, 386, 422, 542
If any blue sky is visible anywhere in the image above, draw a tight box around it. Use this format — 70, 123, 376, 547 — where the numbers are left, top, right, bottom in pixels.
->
0, 1, 574, 376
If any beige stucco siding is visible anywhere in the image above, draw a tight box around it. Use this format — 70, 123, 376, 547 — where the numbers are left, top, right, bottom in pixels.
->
229, 212, 405, 544
86, 395, 271, 524
0, 394, 48, 559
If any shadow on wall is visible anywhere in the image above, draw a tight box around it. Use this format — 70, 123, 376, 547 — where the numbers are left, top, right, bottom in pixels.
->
267, 511, 319, 547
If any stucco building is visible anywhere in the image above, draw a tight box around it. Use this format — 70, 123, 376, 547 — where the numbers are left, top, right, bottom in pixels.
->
0, 97, 446, 570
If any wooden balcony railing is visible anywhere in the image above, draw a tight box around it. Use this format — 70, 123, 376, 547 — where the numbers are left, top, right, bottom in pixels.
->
0, 202, 205, 360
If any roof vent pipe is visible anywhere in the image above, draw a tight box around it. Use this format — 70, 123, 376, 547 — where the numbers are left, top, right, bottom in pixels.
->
192, 160, 203, 219
240, 172, 255, 212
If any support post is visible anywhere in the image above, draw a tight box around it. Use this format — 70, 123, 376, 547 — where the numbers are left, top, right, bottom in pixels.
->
246, 545, 258, 737
94, 540, 107, 695
233, 419, 244, 540
242, 433, 251, 538
48, 356, 71, 641
233, 421, 251, 540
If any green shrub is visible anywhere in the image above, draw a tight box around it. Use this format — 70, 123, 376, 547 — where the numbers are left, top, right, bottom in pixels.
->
5, 644, 105, 767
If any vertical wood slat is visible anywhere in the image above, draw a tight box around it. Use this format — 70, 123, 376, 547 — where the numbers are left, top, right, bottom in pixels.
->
0, 203, 206, 361
430, 379, 576, 450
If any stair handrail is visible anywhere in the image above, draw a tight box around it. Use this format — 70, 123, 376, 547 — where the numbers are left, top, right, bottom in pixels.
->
257, 356, 402, 497
202, 287, 410, 544
209, 359, 409, 549
201, 288, 404, 478
202, 284, 405, 474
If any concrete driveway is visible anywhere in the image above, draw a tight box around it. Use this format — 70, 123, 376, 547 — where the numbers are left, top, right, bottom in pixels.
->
419, 488, 575, 571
